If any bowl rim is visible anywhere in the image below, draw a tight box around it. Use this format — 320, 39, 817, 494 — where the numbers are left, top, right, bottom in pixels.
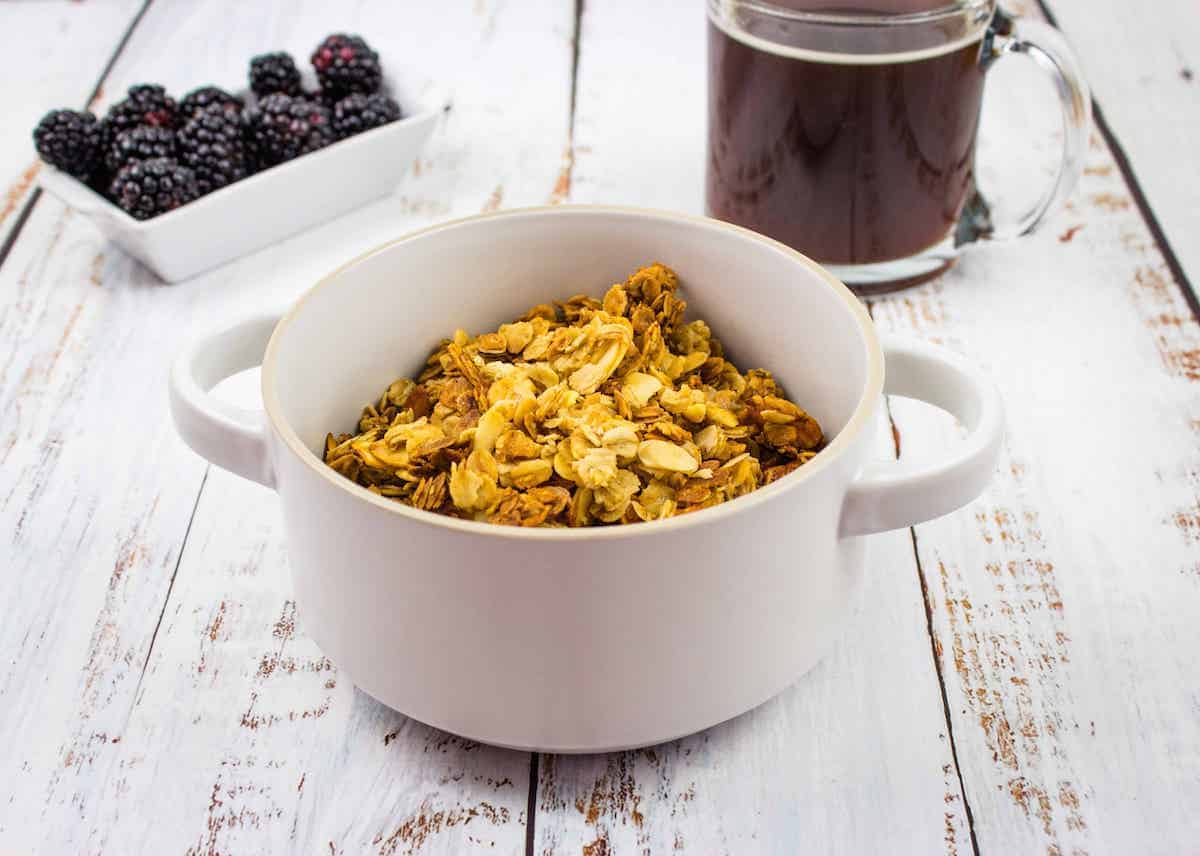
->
707, 0, 993, 28
261, 205, 885, 541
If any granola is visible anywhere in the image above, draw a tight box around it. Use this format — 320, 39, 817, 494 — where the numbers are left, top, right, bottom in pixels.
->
323, 263, 824, 527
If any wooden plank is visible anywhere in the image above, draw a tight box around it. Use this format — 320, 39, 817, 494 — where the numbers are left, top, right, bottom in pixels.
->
866, 5, 1200, 852
536, 520, 974, 853
0, 203, 212, 847
5, 1, 1195, 852
533, 3, 973, 853
567, 0, 705, 213
1040, 0, 1200, 300
874, 157, 1200, 853
0, 0, 575, 852
93, 467, 533, 855
0, 1, 144, 249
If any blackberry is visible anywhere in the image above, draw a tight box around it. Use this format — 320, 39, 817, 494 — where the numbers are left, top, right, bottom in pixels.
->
179, 85, 244, 118
331, 92, 402, 139
245, 93, 334, 167
109, 157, 198, 220
105, 84, 180, 137
178, 104, 250, 195
33, 109, 102, 178
311, 34, 381, 98
104, 125, 177, 172
249, 52, 303, 97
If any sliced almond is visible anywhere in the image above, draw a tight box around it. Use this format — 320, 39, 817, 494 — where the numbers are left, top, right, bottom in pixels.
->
637, 439, 699, 474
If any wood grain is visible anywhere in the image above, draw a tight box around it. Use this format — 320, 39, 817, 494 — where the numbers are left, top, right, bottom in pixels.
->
89, 466, 531, 855
567, 0, 705, 212
873, 159, 1200, 855
0, 0, 574, 852
0, 202, 209, 845
3, 0, 1199, 852
540, 1, 1200, 852
0, 1, 144, 250
1041, 0, 1200, 299
535, 521, 975, 853
533, 3, 972, 853
867, 7, 1200, 850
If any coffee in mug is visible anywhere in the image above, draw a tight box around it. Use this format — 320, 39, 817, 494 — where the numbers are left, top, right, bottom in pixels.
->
706, 1, 1090, 292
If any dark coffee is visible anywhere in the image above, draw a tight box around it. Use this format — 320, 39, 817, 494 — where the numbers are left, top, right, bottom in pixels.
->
706, 20, 987, 265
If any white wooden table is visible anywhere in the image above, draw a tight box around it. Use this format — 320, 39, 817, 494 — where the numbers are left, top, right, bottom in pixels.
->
2, 1, 1198, 853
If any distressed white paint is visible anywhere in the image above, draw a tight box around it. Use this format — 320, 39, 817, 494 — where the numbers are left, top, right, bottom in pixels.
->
536, 427, 974, 855
0, 0, 574, 852
541, 1, 1200, 852
0, 1, 144, 246
864, 4, 1200, 851
2, 0, 1200, 853
874, 133, 1200, 854
1045, 0, 1200, 295
0, 202, 210, 845
94, 466, 532, 855
534, 3, 970, 854
568, 0, 707, 212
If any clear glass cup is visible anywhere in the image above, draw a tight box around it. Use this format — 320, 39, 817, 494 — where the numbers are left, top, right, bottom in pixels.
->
706, 1, 1090, 293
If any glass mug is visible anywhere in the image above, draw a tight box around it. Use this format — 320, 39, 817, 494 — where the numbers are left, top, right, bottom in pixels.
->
706, 0, 1090, 292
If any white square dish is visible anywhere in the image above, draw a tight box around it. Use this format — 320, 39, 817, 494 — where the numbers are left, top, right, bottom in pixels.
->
38, 101, 442, 282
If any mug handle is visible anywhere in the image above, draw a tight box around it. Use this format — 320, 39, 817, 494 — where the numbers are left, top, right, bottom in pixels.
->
957, 8, 1092, 244
840, 337, 1004, 537
169, 314, 282, 488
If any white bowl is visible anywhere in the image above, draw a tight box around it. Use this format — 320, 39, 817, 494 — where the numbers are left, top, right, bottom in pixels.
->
38, 103, 442, 282
170, 207, 1003, 751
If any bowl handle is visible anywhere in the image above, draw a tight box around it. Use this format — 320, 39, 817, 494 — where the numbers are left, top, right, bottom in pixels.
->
839, 337, 1004, 537
169, 315, 281, 488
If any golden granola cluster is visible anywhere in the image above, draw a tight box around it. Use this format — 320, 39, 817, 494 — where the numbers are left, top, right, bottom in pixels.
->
324, 263, 823, 527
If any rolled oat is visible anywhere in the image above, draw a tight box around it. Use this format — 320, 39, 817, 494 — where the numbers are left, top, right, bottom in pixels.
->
324, 263, 824, 527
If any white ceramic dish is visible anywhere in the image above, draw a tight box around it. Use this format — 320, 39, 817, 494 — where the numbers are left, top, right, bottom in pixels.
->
38, 102, 442, 282
169, 206, 1003, 752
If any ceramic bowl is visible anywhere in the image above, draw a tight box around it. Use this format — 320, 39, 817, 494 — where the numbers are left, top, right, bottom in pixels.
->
39, 100, 442, 282
169, 206, 1003, 751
